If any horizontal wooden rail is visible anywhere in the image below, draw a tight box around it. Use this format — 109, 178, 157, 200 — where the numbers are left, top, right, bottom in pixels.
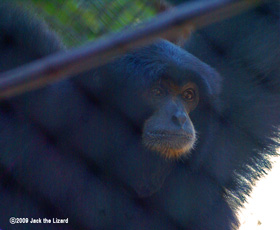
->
0, 0, 265, 99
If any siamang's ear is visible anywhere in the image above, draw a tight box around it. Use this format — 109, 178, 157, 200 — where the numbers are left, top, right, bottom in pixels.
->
206, 66, 222, 96
198, 65, 223, 112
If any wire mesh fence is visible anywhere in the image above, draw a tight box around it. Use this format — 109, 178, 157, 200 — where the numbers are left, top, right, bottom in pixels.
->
15, 0, 163, 47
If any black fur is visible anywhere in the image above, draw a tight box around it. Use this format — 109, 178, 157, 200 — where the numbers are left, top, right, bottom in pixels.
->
0, 3, 279, 230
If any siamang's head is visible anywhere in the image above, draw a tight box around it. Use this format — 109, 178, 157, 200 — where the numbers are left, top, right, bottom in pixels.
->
94, 40, 222, 158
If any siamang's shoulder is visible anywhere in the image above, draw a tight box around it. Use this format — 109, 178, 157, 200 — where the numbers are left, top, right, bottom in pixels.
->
0, 3, 63, 71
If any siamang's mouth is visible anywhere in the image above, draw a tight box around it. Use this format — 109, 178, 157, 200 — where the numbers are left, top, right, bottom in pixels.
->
146, 131, 193, 140
142, 130, 196, 158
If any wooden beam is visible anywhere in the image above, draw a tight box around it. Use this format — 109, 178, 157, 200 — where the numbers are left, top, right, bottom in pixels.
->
0, 0, 264, 99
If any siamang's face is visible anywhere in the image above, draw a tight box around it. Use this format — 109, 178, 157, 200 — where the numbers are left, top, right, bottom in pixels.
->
97, 41, 220, 159
142, 77, 199, 159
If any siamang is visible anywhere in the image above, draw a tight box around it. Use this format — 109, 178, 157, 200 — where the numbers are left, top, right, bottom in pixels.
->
0, 2, 280, 230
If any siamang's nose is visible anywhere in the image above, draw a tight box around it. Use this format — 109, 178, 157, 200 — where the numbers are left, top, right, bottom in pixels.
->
172, 112, 187, 126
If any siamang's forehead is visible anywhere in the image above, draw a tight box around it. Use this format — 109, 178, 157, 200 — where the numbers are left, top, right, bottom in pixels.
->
159, 65, 202, 86
108, 40, 221, 96
121, 40, 212, 77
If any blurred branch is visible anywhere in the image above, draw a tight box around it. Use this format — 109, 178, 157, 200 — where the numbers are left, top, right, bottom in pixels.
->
0, 0, 266, 99
152, 0, 173, 12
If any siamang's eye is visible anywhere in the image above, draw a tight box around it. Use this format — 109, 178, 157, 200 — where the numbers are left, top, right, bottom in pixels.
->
183, 89, 195, 101
151, 87, 165, 97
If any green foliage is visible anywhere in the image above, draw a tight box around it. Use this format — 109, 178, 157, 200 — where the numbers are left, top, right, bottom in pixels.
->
23, 0, 157, 47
